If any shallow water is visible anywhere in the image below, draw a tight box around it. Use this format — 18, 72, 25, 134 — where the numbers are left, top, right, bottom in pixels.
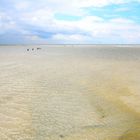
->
0, 45, 140, 140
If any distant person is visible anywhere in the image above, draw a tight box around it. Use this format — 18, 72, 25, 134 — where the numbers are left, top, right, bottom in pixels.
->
27, 49, 29, 51
37, 48, 41, 50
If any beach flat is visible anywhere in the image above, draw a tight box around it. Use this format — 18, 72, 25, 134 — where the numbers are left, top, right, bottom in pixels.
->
0, 45, 140, 140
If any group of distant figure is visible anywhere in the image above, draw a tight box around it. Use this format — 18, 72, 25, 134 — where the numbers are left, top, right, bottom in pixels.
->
27, 48, 41, 51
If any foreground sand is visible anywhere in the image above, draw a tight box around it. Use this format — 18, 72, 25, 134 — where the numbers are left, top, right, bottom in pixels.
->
0, 45, 140, 140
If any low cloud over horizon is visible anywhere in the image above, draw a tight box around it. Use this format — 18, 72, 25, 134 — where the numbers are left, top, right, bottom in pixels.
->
0, 0, 140, 44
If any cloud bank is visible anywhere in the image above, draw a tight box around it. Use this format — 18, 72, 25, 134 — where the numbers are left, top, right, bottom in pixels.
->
0, 0, 140, 44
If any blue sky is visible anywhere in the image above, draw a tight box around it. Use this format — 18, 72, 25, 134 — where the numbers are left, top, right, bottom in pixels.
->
0, 0, 140, 44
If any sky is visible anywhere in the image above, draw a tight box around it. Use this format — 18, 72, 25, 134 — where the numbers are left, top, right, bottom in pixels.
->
0, 0, 140, 44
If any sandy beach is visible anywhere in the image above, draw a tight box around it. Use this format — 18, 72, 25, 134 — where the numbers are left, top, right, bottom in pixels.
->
0, 45, 140, 140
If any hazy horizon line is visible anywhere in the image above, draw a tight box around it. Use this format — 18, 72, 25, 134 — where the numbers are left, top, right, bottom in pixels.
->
0, 44, 140, 46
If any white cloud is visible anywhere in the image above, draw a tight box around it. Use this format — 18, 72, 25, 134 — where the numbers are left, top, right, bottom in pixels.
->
9, 0, 136, 17
37, 14, 140, 43
36, 0, 129, 10
1, 0, 140, 43
110, 18, 135, 24
17, 5, 140, 43
20, 9, 54, 26
0, 12, 17, 34
51, 33, 92, 43
15, 1, 30, 10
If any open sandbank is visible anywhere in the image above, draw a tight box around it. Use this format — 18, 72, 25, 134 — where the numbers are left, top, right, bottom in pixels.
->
0, 45, 140, 140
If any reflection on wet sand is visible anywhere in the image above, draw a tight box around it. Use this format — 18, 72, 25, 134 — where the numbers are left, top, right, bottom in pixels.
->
0, 45, 140, 140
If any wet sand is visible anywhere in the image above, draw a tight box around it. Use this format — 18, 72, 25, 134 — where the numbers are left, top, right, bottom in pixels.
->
0, 45, 140, 140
